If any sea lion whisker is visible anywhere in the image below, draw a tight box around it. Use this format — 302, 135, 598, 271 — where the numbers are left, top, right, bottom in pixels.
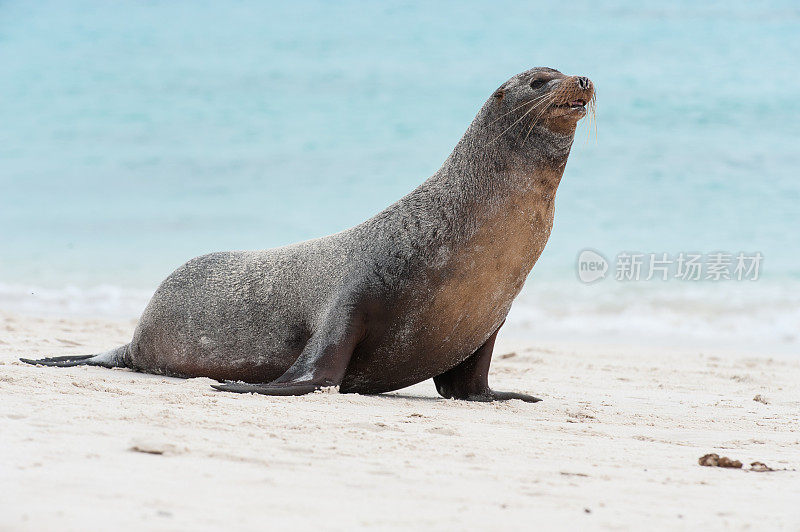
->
581, 92, 597, 143
486, 99, 543, 147
486, 94, 551, 127
523, 94, 556, 144
507, 94, 556, 145
517, 94, 555, 144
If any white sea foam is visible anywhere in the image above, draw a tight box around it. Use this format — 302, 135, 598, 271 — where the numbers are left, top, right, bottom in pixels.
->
0, 283, 152, 319
505, 280, 800, 353
1, 280, 797, 353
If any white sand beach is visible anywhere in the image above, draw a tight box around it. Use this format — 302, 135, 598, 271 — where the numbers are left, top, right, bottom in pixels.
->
1, 310, 799, 530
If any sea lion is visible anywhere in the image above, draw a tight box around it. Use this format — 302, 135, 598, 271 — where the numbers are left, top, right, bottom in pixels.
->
22, 67, 595, 402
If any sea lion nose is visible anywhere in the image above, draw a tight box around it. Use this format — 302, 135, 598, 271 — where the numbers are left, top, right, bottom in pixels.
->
576, 76, 591, 90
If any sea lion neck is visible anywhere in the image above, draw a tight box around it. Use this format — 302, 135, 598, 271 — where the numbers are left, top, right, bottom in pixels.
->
436, 115, 576, 201
356, 69, 590, 262
360, 117, 576, 256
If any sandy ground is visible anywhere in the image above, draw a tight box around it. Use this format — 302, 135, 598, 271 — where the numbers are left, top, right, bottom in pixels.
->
1, 311, 799, 531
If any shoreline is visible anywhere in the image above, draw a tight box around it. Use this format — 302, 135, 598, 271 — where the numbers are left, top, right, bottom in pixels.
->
2, 276, 799, 356
1, 311, 799, 529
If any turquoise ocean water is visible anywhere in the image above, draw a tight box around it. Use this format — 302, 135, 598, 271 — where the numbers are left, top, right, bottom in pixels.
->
1, 1, 798, 350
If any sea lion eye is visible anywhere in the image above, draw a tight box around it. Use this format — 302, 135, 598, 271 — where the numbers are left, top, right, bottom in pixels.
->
530, 79, 547, 90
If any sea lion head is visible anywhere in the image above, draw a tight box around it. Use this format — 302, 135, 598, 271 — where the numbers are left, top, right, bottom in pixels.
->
485, 67, 595, 147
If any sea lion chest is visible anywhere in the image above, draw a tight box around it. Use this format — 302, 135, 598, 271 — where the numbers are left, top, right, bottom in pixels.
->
342, 188, 555, 393
420, 192, 555, 352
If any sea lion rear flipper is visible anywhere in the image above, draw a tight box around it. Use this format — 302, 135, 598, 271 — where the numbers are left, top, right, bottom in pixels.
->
433, 323, 541, 403
19, 354, 95, 367
212, 308, 364, 397
20, 345, 129, 369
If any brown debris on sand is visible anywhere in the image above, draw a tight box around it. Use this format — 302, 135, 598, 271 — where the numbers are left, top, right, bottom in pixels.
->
129, 440, 186, 456
699, 455, 783, 472
698, 453, 742, 468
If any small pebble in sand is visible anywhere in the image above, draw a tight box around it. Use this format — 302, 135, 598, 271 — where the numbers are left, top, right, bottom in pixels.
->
698, 453, 742, 468
749, 462, 775, 472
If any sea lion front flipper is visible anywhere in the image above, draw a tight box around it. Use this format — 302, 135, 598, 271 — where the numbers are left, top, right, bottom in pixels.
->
210, 381, 324, 396
212, 307, 364, 396
433, 322, 542, 403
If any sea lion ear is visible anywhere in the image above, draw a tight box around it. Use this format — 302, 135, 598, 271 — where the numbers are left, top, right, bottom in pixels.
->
493, 89, 505, 100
